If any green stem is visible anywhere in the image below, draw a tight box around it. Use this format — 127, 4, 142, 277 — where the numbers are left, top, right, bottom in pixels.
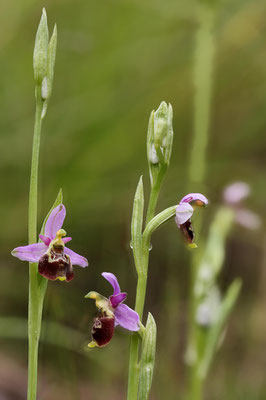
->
27, 86, 44, 400
188, 4, 215, 184
186, 3, 215, 400
189, 371, 203, 400
127, 271, 148, 400
145, 167, 166, 225
127, 167, 166, 400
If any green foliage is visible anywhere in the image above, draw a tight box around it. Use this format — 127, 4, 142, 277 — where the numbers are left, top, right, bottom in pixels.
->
138, 313, 157, 400
131, 176, 144, 275
199, 279, 242, 379
1, 0, 265, 399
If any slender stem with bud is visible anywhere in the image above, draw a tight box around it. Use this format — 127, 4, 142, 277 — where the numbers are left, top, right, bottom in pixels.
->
127, 103, 174, 400
27, 86, 44, 400
186, 4, 215, 399
27, 9, 57, 400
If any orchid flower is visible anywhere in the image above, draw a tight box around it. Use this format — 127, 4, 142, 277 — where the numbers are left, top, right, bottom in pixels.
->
175, 193, 208, 247
223, 182, 250, 205
11, 204, 88, 282
223, 182, 261, 230
85, 272, 140, 347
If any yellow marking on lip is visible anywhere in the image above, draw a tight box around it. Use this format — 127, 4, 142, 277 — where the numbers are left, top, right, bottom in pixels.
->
88, 340, 97, 348
188, 243, 198, 249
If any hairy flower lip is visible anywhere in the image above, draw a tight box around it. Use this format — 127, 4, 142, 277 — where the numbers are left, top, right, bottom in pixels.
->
89, 315, 115, 348
11, 204, 88, 281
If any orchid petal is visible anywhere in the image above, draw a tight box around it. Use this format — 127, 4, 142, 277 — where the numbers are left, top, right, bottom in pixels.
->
235, 208, 261, 230
114, 303, 140, 331
62, 236, 72, 244
110, 292, 127, 308
64, 246, 88, 268
180, 193, 208, 206
223, 182, 250, 204
102, 272, 121, 296
44, 204, 66, 239
11, 243, 47, 262
175, 203, 194, 225
39, 234, 51, 246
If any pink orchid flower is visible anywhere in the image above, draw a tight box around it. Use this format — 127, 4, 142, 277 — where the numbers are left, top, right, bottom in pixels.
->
175, 193, 208, 247
12, 204, 88, 282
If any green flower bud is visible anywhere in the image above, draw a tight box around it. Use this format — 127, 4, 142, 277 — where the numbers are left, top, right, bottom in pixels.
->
147, 101, 173, 167
33, 8, 49, 85
138, 313, 157, 400
41, 24, 57, 118
154, 101, 169, 148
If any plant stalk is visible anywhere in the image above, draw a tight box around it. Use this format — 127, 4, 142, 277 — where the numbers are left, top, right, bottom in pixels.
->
127, 169, 165, 400
27, 86, 44, 400
186, 3, 215, 400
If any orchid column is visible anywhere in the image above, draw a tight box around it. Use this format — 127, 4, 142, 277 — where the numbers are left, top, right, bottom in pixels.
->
28, 10, 57, 400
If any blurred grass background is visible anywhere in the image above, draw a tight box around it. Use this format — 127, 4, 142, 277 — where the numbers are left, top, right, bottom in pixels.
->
0, 0, 266, 399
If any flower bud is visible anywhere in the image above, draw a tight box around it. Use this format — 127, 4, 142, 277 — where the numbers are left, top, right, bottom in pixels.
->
33, 8, 49, 85
41, 24, 57, 118
147, 101, 174, 167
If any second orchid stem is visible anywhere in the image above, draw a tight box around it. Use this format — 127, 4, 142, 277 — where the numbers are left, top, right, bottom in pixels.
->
186, 3, 215, 400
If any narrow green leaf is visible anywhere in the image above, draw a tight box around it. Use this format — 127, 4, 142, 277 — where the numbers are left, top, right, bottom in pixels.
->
199, 279, 242, 379
138, 313, 157, 400
131, 176, 144, 274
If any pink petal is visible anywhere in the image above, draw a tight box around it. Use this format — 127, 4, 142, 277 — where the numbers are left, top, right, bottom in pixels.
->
102, 272, 121, 295
175, 203, 194, 226
223, 182, 250, 204
114, 303, 140, 331
180, 193, 208, 206
110, 292, 127, 308
11, 243, 48, 262
63, 237, 72, 244
39, 234, 51, 246
235, 208, 261, 230
44, 204, 66, 239
64, 246, 88, 268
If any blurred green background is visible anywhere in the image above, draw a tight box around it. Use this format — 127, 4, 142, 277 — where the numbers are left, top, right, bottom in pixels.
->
0, 0, 266, 399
